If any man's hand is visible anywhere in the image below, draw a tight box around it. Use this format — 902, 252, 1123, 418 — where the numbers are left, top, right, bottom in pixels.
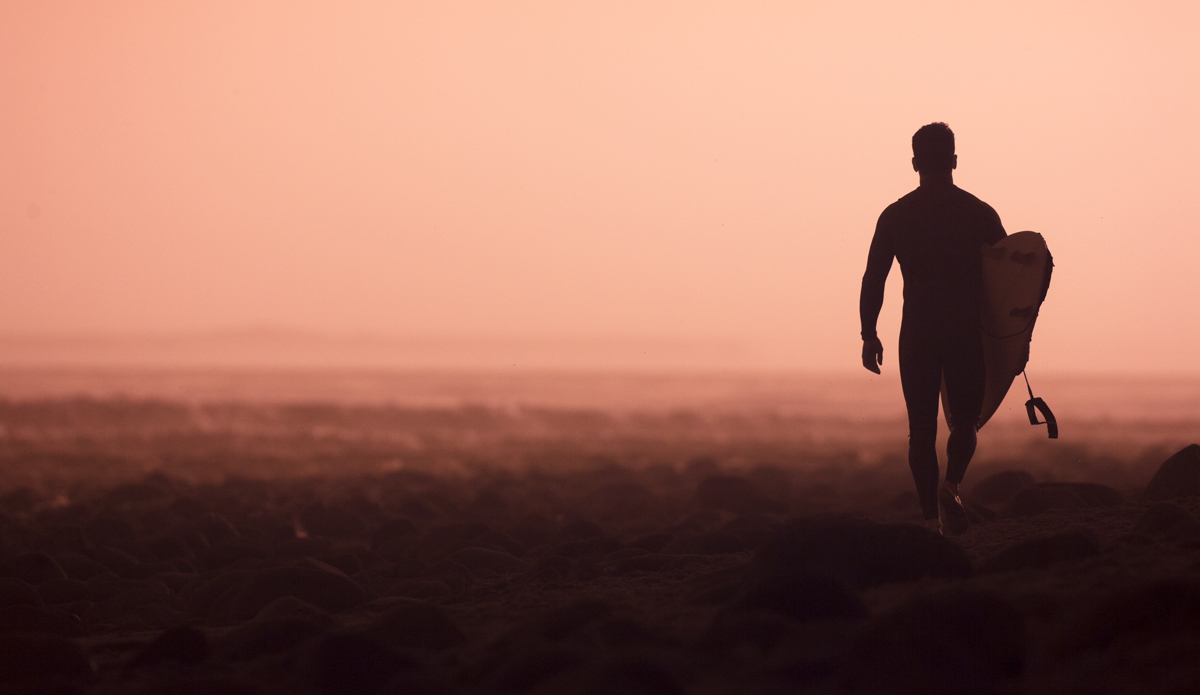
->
862, 337, 883, 374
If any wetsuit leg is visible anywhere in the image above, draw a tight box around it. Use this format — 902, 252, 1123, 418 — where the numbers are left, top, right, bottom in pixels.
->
898, 321, 944, 520
943, 329, 985, 485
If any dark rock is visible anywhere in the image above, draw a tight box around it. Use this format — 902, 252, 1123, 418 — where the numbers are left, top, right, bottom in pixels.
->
1143, 444, 1200, 501
964, 501, 998, 523
627, 533, 673, 552
82, 589, 180, 631
85, 514, 136, 545
694, 475, 785, 514
1037, 482, 1123, 508
756, 517, 971, 589
147, 535, 191, 561
1000, 484, 1086, 517
492, 648, 585, 692
0, 577, 44, 609
662, 531, 749, 555
93, 545, 142, 577
0, 603, 83, 637
202, 541, 268, 570
319, 552, 363, 576
615, 554, 681, 575
0, 552, 66, 584
38, 578, 88, 606
969, 470, 1036, 505
87, 576, 171, 602
308, 633, 417, 695
194, 513, 241, 545
553, 536, 622, 558
362, 600, 464, 652
541, 658, 685, 695
840, 590, 1025, 695
183, 570, 255, 619
371, 518, 418, 551
218, 617, 326, 661
537, 600, 612, 640
222, 567, 368, 622
1132, 502, 1200, 541
299, 503, 365, 539
978, 531, 1101, 574
722, 514, 784, 547
0, 635, 91, 684
385, 580, 452, 602
254, 596, 333, 627
52, 553, 107, 581
698, 609, 800, 654
131, 626, 207, 668
1058, 579, 1200, 653
559, 519, 604, 540
444, 547, 524, 574
735, 572, 867, 622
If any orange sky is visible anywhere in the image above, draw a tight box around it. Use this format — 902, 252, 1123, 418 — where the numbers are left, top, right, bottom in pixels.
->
2, 1, 1197, 372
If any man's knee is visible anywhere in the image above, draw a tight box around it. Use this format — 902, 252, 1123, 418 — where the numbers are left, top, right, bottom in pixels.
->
908, 418, 937, 448
948, 412, 979, 435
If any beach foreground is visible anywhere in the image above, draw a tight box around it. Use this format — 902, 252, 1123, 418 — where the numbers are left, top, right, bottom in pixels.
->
1, 394, 1198, 694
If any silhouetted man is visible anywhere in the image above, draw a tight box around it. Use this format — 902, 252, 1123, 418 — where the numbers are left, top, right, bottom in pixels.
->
860, 123, 1006, 535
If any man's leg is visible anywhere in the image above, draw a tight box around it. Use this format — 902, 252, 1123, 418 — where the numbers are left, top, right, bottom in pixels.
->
946, 421, 977, 485
898, 324, 943, 521
943, 329, 986, 486
938, 329, 985, 535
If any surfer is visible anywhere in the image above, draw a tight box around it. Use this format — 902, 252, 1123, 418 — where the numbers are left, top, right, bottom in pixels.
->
859, 123, 1006, 535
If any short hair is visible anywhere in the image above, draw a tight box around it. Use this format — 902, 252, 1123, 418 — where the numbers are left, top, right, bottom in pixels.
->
912, 122, 955, 171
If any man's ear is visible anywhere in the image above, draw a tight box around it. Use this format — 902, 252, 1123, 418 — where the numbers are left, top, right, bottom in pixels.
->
951, 154, 958, 170
912, 156, 920, 172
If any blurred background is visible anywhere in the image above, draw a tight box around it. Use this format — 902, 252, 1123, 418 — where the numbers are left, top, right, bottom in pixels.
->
2, 2, 1198, 429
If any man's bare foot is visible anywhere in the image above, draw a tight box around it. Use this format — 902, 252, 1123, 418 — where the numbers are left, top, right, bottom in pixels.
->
938, 481, 970, 536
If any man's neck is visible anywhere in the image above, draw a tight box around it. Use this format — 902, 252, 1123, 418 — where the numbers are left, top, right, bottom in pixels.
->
918, 171, 955, 187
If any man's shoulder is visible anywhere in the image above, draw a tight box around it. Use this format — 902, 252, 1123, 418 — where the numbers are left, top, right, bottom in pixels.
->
950, 186, 999, 216
879, 188, 922, 219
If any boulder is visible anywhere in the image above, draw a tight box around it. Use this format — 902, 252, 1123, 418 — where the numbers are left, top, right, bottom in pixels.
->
1131, 502, 1200, 542
0, 577, 44, 609
1000, 485, 1086, 518
0, 552, 66, 584
254, 596, 333, 627
222, 567, 368, 622
131, 626, 208, 668
444, 547, 524, 574
755, 517, 971, 589
0, 635, 91, 684
307, 634, 417, 695
978, 531, 1101, 574
735, 571, 867, 622
969, 470, 1036, 506
361, 600, 464, 652
839, 590, 1025, 695
218, 616, 327, 661
0, 603, 83, 637
1143, 444, 1200, 501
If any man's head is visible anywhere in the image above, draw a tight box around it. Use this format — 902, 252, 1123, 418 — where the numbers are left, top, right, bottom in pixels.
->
911, 122, 956, 175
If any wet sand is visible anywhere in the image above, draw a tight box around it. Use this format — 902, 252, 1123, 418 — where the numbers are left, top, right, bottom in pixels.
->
1, 378, 1198, 694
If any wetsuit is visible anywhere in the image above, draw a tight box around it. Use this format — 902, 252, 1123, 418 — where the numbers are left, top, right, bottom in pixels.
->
860, 183, 1006, 519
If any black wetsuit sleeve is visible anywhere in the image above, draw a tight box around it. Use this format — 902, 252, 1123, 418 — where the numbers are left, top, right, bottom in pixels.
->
859, 212, 895, 341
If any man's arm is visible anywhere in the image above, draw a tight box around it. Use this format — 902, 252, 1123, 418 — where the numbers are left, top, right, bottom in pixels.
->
859, 213, 894, 374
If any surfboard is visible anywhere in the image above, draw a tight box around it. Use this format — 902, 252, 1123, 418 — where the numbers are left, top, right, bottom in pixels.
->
941, 230, 1053, 430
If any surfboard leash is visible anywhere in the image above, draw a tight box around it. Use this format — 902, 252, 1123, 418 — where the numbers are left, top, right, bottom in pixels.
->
1022, 371, 1058, 439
